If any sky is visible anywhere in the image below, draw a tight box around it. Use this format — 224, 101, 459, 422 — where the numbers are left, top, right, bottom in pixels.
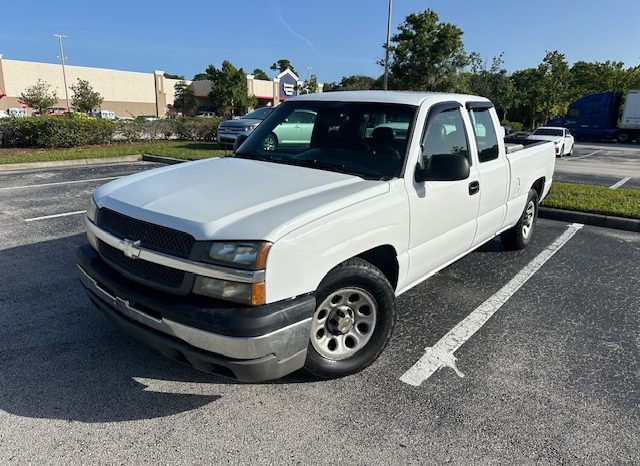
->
1, 0, 638, 83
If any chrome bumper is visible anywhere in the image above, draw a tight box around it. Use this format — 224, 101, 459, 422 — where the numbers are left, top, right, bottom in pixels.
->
78, 265, 311, 362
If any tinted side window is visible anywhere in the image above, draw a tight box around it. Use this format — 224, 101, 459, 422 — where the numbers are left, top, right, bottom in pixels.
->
469, 108, 499, 162
422, 108, 469, 164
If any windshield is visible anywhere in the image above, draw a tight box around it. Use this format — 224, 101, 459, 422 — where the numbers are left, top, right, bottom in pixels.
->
532, 128, 563, 136
243, 107, 274, 120
235, 101, 417, 180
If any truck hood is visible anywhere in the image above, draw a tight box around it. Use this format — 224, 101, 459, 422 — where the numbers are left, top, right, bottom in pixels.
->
93, 157, 390, 241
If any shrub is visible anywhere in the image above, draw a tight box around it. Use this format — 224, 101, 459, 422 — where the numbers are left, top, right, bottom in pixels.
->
0, 114, 114, 148
501, 119, 523, 132
114, 117, 222, 143
0, 115, 222, 148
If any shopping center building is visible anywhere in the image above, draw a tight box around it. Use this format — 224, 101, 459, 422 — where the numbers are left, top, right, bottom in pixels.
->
0, 56, 321, 117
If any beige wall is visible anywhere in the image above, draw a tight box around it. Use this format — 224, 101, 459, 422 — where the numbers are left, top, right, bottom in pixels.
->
0, 58, 183, 117
2, 59, 157, 104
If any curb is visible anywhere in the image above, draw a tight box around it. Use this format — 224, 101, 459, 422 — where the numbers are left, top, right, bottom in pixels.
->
539, 207, 640, 233
0, 154, 143, 172
141, 154, 186, 165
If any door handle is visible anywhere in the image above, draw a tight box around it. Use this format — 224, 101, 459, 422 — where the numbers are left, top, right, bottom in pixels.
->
469, 181, 480, 195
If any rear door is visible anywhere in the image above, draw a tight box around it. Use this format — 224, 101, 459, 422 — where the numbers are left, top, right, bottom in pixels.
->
467, 103, 509, 246
405, 102, 480, 285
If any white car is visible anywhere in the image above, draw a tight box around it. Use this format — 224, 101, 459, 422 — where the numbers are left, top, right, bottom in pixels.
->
77, 91, 556, 382
527, 126, 574, 157
0, 110, 8, 119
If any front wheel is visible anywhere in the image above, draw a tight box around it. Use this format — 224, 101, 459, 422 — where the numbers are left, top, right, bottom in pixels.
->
304, 258, 396, 379
501, 189, 539, 250
262, 133, 278, 151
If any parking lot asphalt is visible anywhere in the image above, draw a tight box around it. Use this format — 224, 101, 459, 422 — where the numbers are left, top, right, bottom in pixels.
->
555, 143, 640, 189
0, 162, 638, 464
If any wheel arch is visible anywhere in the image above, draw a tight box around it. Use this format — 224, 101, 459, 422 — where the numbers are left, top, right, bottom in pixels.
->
355, 245, 399, 291
531, 177, 545, 202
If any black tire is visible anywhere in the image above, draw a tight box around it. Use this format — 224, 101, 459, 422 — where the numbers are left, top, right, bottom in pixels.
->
617, 132, 630, 144
304, 258, 396, 379
262, 133, 278, 151
500, 189, 539, 251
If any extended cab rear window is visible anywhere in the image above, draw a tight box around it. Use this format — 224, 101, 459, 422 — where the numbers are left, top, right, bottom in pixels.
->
469, 108, 499, 162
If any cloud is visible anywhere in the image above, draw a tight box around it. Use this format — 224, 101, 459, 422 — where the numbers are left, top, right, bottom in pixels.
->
272, 2, 321, 55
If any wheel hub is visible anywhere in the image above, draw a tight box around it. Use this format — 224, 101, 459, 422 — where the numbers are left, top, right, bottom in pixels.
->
310, 287, 378, 361
327, 306, 355, 335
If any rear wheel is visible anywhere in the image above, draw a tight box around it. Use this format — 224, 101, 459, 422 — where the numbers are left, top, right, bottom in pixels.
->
618, 132, 630, 143
501, 189, 539, 250
304, 258, 396, 379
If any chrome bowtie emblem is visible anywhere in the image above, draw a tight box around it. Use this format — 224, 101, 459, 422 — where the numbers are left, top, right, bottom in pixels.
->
122, 239, 142, 259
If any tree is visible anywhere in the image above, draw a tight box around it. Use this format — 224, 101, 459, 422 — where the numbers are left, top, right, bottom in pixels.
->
173, 80, 197, 116
270, 59, 298, 77
467, 53, 515, 120
299, 74, 318, 94
206, 60, 256, 117
70, 79, 104, 113
192, 73, 208, 81
386, 9, 468, 91
252, 68, 270, 80
19, 79, 58, 114
336, 75, 376, 91
511, 68, 543, 128
537, 50, 571, 122
164, 72, 185, 80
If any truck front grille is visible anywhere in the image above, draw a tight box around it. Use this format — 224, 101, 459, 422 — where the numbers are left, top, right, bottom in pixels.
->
97, 208, 195, 259
99, 241, 185, 288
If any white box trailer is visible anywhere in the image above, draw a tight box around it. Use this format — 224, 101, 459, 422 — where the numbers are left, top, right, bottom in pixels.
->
619, 89, 640, 130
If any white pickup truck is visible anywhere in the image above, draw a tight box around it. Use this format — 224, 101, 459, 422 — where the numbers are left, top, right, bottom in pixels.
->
77, 91, 555, 382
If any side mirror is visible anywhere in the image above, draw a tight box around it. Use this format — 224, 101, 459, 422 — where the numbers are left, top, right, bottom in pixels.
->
415, 153, 470, 182
233, 133, 249, 153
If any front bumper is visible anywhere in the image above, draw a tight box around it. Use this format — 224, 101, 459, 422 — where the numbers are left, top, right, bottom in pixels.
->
76, 244, 315, 382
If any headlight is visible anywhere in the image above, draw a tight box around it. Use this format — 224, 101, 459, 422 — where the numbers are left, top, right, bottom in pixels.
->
193, 277, 266, 306
244, 123, 259, 131
87, 195, 98, 223
201, 241, 271, 270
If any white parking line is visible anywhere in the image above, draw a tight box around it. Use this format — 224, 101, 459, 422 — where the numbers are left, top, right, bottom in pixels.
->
400, 223, 584, 387
565, 150, 602, 161
0, 176, 118, 191
610, 177, 631, 189
24, 210, 86, 222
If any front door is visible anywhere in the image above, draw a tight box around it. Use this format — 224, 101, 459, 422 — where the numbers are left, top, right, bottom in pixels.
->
405, 103, 480, 286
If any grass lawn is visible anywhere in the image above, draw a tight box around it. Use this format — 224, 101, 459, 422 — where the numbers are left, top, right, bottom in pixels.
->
542, 182, 640, 220
0, 141, 229, 165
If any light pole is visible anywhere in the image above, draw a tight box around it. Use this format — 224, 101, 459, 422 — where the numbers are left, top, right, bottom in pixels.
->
383, 0, 392, 91
53, 34, 70, 111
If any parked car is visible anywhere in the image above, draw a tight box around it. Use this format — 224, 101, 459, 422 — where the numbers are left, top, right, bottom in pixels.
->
196, 112, 217, 118
46, 107, 67, 116
0, 110, 8, 119
526, 126, 574, 157
217, 107, 274, 145
77, 91, 556, 382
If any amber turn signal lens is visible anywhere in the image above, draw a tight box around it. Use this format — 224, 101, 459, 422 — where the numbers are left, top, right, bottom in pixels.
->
251, 282, 266, 306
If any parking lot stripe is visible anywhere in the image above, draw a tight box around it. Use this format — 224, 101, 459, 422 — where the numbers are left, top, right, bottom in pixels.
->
609, 177, 631, 189
24, 210, 86, 222
400, 223, 584, 387
565, 150, 602, 161
0, 176, 118, 191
